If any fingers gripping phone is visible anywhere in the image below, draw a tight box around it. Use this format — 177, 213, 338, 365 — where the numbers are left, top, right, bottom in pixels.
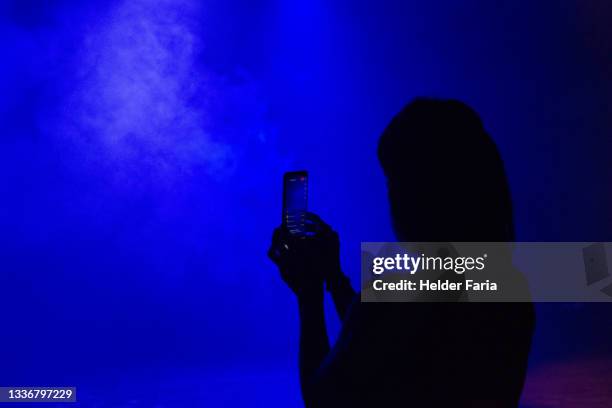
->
282, 171, 308, 236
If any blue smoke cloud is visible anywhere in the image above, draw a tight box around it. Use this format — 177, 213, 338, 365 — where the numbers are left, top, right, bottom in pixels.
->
51, 0, 261, 189
1, 0, 289, 370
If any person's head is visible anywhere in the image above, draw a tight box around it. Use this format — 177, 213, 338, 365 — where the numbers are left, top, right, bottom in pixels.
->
378, 98, 513, 242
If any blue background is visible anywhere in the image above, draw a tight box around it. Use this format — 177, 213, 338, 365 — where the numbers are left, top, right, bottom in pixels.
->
1, 0, 611, 406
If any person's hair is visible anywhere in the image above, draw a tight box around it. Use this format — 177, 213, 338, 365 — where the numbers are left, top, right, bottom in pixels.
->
378, 98, 514, 241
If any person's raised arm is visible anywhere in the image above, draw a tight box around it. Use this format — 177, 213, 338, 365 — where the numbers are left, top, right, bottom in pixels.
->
268, 226, 331, 406
306, 214, 356, 321
296, 289, 329, 406
325, 266, 355, 321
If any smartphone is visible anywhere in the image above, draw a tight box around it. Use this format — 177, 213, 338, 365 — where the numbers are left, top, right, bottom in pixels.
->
282, 170, 308, 236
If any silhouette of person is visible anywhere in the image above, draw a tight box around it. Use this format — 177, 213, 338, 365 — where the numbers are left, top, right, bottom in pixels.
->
269, 98, 535, 407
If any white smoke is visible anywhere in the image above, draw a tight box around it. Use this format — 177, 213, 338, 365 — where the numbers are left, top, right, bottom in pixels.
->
58, 0, 241, 188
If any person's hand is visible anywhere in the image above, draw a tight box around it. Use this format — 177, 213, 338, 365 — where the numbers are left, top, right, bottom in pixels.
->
267, 213, 343, 299
303, 213, 344, 287
268, 223, 324, 299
